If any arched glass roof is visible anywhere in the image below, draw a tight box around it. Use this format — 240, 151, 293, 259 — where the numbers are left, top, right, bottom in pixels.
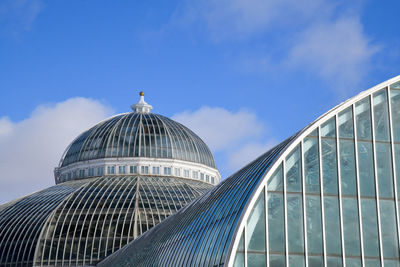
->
60, 113, 217, 169
98, 75, 400, 267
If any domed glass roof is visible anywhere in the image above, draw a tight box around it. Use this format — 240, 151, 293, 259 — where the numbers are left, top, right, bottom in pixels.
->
60, 112, 217, 169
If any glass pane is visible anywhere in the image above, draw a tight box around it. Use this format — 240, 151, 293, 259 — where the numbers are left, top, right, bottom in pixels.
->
268, 164, 283, 192
246, 191, 265, 252
380, 200, 399, 258
376, 143, 394, 198
361, 199, 379, 257
308, 256, 323, 267
289, 255, 304, 267
238, 230, 244, 251
247, 253, 266, 267
324, 196, 342, 255
322, 138, 338, 195
321, 118, 336, 137
396, 144, 400, 200
338, 107, 354, 138
339, 139, 357, 196
233, 253, 244, 267
384, 259, 400, 267
268, 193, 285, 253
373, 89, 390, 142
346, 258, 361, 267
342, 198, 361, 256
357, 141, 375, 197
304, 137, 320, 193
356, 97, 372, 140
269, 254, 285, 267
287, 194, 304, 253
327, 256, 342, 267
365, 259, 381, 267
306, 196, 323, 254
392, 81, 400, 89
390, 89, 400, 142
286, 145, 302, 192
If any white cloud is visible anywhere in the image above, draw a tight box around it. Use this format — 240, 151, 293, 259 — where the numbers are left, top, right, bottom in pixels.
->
0, 97, 113, 204
288, 16, 379, 93
173, 106, 264, 151
227, 141, 276, 170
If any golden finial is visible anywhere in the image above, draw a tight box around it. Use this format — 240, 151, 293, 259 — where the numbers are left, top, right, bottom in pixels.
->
140, 91, 144, 96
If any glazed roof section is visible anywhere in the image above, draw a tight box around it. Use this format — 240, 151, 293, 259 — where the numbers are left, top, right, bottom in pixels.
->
60, 113, 217, 169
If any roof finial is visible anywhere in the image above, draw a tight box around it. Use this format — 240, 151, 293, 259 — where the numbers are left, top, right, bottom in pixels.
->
131, 91, 153, 113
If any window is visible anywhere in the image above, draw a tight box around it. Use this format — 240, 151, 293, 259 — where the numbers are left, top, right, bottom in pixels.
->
141, 166, 149, 174
73, 171, 78, 178
119, 166, 126, 174
200, 173, 204, 181
175, 168, 181, 176
88, 168, 94, 177
206, 175, 210, 182
97, 167, 104, 176
184, 169, 189, 178
164, 167, 171, 175
79, 169, 85, 178
211, 177, 215, 184
107, 166, 115, 174
192, 171, 198, 179
153, 166, 160, 175
130, 166, 137, 174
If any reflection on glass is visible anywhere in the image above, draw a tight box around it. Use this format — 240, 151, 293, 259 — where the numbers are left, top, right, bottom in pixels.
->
246, 191, 265, 252
376, 143, 394, 198
306, 196, 322, 254
321, 118, 336, 137
304, 137, 320, 193
339, 140, 357, 196
346, 258, 361, 267
287, 195, 304, 253
268, 193, 285, 253
390, 89, 400, 142
380, 200, 399, 258
365, 259, 381, 267
361, 199, 379, 257
342, 198, 360, 257
247, 253, 266, 267
324, 196, 342, 255
338, 107, 354, 138
327, 256, 342, 267
356, 97, 372, 140
233, 253, 244, 267
289, 255, 305, 267
286, 145, 302, 192
357, 141, 375, 197
322, 139, 338, 195
308, 256, 323, 267
373, 89, 390, 142
268, 164, 283, 192
269, 254, 285, 267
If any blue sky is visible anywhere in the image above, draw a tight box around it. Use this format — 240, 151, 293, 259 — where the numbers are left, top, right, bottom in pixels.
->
0, 0, 399, 203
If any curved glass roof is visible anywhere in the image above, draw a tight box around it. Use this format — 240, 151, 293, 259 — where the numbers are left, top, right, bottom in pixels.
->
98, 76, 400, 267
0, 175, 212, 266
60, 113, 217, 169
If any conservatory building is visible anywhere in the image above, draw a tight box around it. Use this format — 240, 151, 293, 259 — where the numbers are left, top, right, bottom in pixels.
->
99, 75, 400, 267
0, 93, 220, 266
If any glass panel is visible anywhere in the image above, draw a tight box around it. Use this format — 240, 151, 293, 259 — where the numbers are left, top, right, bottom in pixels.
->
268, 193, 285, 253
324, 196, 342, 255
322, 138, 338, 194
269, 254, 285, 267
289, 255, 305, 267
361, 199, 379, 257
373, 88, 390, 142
321, 118, 336, 137
395, 144, 400, 200
390, 89, 400, 142
338, 107, 354, 138
287, 194, 304, 253
238, 230, 244, 251
356, 97, 372, 140
327, 256, 342, 267
384, 259, 400, 267
346, 258, 361, 267
247, 253, 266, 267
357, 141, 375, 197
376, 143, 394, 198
339, 139, 357, 196
286, 145, 302, 192
304, 136, 320, 193
306, 196, 322, 254
246, 191, 265, 252
380, 200, 399, 258
342, 198, 360, 256
233, 253, 244, 267
392, 81, 400, 89
365, 259, 381, 267
308, 256, 323, 267
267, 164, 283, 192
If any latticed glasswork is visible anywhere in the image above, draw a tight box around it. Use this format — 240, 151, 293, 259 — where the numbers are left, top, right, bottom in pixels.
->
99, 76, 400, 267
0, 176, 211, 266
60, 113, 216, 169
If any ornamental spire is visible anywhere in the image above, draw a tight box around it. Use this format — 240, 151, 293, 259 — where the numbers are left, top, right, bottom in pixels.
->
131, 91, 153, 113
